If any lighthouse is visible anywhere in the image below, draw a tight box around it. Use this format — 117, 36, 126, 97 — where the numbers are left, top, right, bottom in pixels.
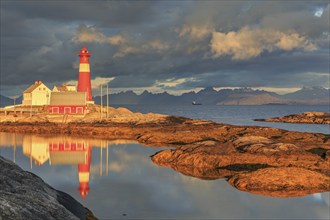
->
78, 145, 92, 199
77, 47, 93, 103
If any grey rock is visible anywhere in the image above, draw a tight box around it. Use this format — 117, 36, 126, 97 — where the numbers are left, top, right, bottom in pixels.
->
0, 156, 96, 220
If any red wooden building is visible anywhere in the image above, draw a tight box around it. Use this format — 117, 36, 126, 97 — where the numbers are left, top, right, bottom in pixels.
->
48, 92, 87, 114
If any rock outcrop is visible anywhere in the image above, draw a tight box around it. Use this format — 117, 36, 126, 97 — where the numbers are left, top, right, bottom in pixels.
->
255, 112, 330, 124
0, 113, 329, 198
0, 104, 166, 124
151, 131, 330, 197
227, 167, 330, 197
0, 156, 97, 220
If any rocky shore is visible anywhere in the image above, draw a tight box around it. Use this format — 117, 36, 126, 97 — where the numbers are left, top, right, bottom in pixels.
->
255, 111, 330, 124
0, 106, 329, 198
0, 156, 97, 220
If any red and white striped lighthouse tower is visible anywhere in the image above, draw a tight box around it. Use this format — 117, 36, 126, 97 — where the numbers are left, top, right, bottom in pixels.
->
77, 47, 93, 102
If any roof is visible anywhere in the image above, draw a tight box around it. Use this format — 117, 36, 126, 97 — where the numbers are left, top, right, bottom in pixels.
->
50, 92, 86, 105
24, 82, 50, 93
24, 84, 41, 93
53, 85, 68, 92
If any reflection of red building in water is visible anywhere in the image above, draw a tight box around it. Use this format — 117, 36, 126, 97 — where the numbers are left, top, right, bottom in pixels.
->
48, 141, 91, 199
19, 135, 124, 199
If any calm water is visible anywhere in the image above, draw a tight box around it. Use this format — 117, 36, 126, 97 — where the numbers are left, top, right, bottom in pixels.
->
116, 104, 330, 134
0, 105, 329, 219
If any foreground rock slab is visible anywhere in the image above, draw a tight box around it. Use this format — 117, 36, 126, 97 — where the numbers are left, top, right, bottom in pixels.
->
0, 156, 97, 220
255, 111, 330, 124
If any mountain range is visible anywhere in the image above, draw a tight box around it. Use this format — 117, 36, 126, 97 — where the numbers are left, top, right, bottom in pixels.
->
0, 86, 329, 107
94, 86, 329, 106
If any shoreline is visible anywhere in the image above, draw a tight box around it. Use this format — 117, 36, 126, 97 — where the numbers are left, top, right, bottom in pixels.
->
1, 114, 329, 197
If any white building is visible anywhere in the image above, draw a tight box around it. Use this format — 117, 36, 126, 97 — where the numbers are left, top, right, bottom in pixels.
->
53, 83, 77, 92
22, 81, 51, 106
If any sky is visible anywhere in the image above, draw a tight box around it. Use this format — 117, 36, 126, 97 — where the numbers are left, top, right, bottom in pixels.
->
0, 0, 329, 97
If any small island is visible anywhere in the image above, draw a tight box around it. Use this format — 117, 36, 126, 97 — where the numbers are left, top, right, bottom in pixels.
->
255, 112, 330, 124
1, 104, 329, 198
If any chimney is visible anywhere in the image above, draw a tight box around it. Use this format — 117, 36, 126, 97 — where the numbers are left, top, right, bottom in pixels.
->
39, 80, 42, 84
35, 80, 38, 85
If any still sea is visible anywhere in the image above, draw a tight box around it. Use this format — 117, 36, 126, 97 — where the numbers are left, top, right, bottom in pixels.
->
0, 105, 329, 219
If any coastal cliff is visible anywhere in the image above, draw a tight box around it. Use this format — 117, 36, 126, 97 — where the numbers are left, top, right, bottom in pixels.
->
0, 156, 97, 220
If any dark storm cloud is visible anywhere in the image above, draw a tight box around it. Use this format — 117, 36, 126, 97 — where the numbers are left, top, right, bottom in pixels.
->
0, 1, 329, 96
3, 1, 156, 26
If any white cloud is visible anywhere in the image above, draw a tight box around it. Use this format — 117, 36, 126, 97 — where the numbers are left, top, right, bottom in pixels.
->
65, 77, 115, 89
314, 8, 324, 17
155, 77, 197, 88
210, 27, 316, 60
72, 24, 127, 45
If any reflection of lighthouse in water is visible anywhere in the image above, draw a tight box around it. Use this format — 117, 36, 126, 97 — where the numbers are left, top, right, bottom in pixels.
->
48, 140, 92, 199
78, 146, 91, 199
21, 136, 111, 200
8, 135, 137, 199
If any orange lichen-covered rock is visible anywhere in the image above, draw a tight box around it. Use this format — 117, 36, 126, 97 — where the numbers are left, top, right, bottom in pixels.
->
227, 167, 330, 197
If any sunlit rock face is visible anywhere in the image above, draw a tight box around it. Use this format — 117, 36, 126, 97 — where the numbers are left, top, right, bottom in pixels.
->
150, 122, 330, 197
255, 112, 330, 124
0, 156, 97, 220
227, 167, 330, 197
152, 146, 330, 197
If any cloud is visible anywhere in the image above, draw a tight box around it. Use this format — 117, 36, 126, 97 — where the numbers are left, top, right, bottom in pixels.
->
276, 33, 315, 51
155, 77, 197, 88
1, 1, 329, 96
113, 46, 140, 58
73, 25, 170, 58
65, 77, 115, 89
72, 24, 126, 45
210, 27, 316, 60
177, 24, 214, 41
144, 39, 169, 51
109, 162, 125, 172
108, 35, 126, 45
112, 40, 169, 58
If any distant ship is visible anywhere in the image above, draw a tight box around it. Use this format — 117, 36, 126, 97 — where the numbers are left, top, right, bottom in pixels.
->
263, 103, 288, 105
192, 101, 202, 105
